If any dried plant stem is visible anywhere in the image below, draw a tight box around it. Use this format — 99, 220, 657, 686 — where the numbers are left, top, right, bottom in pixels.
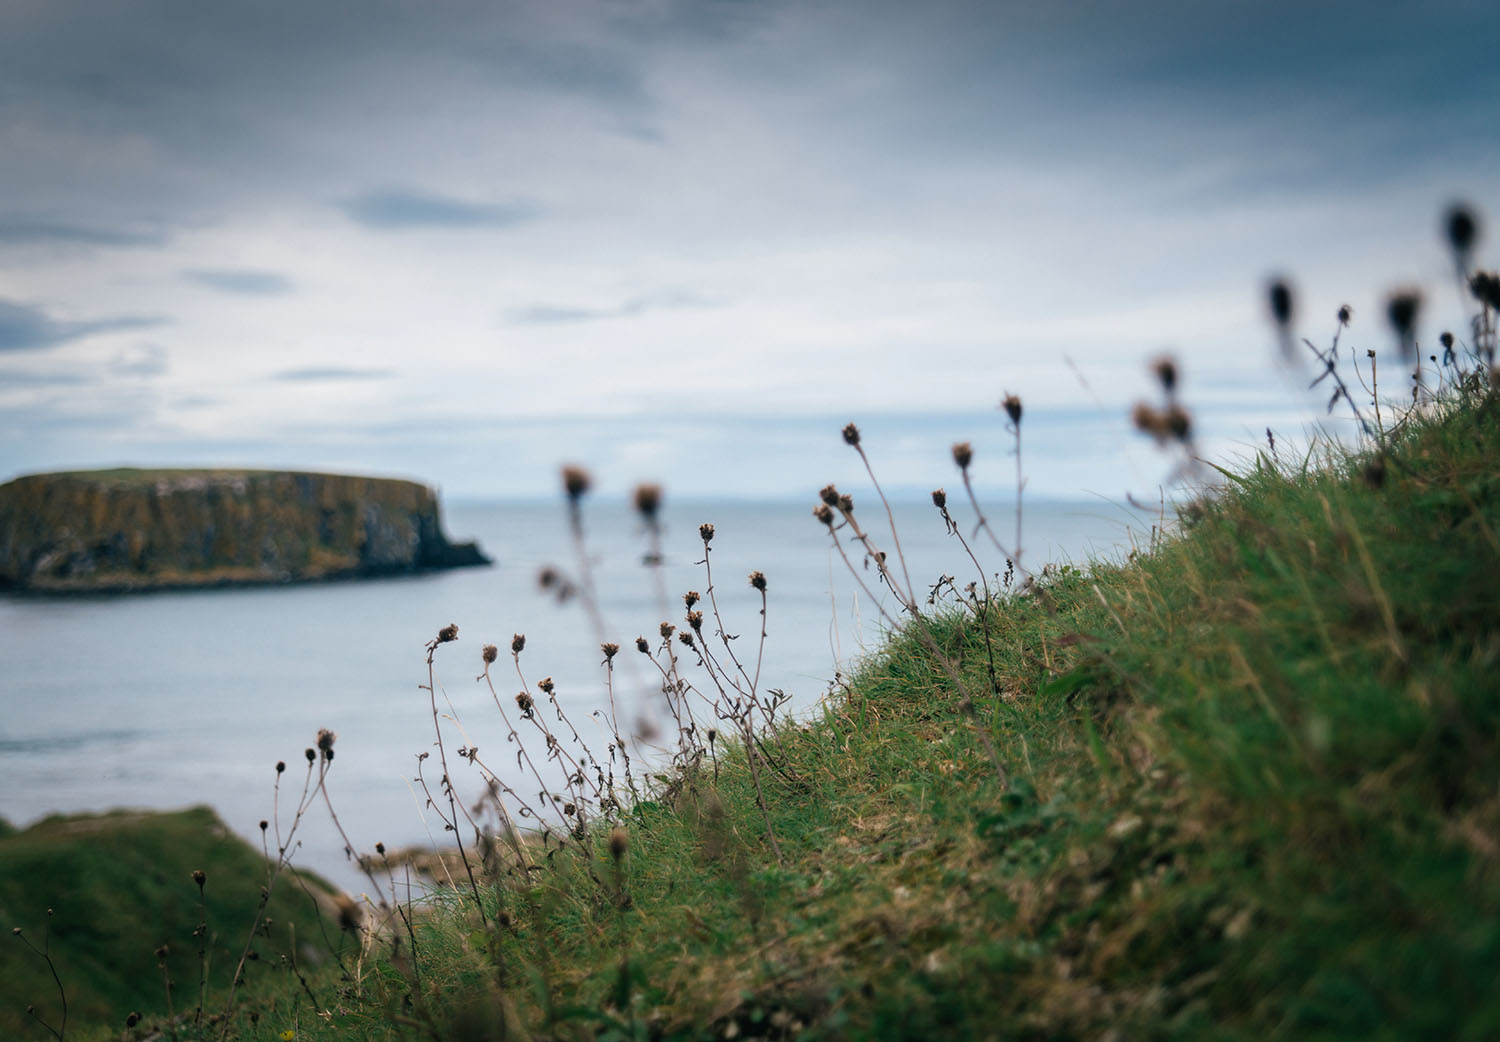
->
423, 648, 487, 915
852, 443, 916, 604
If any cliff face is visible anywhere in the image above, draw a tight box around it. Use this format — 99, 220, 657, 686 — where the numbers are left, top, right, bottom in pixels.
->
0, 468, 489, 592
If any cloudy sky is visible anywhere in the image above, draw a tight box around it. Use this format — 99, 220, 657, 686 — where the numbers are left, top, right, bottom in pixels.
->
2, 0, 1497, 503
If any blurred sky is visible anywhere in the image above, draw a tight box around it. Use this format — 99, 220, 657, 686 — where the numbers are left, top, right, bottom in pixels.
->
2, 0, 1497, 502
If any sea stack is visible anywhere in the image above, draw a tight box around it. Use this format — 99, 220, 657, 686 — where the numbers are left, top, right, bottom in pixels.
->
0, 468, 489, 592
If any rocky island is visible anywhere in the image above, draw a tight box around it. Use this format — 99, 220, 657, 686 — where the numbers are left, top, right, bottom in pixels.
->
0, 468, 489, 592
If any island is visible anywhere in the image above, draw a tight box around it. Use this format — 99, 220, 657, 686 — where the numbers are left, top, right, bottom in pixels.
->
0, 468, 489, 592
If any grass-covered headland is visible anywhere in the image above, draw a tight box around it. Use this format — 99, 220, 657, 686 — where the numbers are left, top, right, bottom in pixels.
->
9, 217, 1500, 1040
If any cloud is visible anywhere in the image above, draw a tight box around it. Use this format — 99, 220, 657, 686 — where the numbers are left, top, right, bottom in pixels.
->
110, 344, 168, 378
0, 297, 166, 353
0, 368, 91, 387
0, 217, 166, 248
340, 189, 538, 230
182, 268, 294, 295
270, 366, 395, 382
507, 288, 717, 325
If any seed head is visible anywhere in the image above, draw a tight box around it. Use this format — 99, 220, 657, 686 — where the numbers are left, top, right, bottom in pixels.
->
276, 760, 286, 774
813, 503, 835, 527
635, 635, 649, 653
632, 482, 662, 521
1337, 304, 1352, 326
561, 464, 591, 502
837, 493, 854, 514
699, 522, 715, 543
511, 633, 525, 654
819, 484, 840, 506
678, 631, 695, 648
609, 826, 628, 860
437, 623, 458, 644
1267, 278, 1294, 327
952, 441, 973, 469
192, 869, 207, 889
304, 747, 316, 763
537, 566, 559, 590
317, 729, 336, 755
482, 643, 498, 664
1471, 271, 1500, 312
931, 488, 946, 509
842, 422, 861, 446
659, 621, 675, 639
516, 692, 534, 714
259, 819, 268, 831
538, 676, 555, 694
563, 802, 576, 817
1386, 289, 1423, 357
1151, 356, 1178, 394
1165, 404, 1192, 442
155, 945, 169, 961
748, 570, 767, 592
376, 842, 385, 856
601, 642, 619, 661
1440, 331, 1455, 349
127, 1012, 141, 1028
1002, 393, 1023, 425
1132, 402, 1168, 443
687, 610, 703, 632
1445, 202, 1480, 266
684, 590, 700, 608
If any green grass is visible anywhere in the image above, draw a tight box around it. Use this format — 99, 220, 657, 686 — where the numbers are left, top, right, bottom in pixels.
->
0, 806, 354, 1041
10, 389, 1500, 1041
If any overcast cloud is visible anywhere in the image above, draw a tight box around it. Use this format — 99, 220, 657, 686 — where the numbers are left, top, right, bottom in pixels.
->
1, 0, 1496, 502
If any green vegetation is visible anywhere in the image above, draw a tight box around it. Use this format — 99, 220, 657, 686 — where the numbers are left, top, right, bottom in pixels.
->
0, 807, 353, 1041
9, 233, 1499, 1037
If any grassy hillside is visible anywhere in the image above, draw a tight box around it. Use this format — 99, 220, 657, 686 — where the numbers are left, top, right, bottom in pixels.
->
10, 375, 1499, 1040
1, 807, 355, 1040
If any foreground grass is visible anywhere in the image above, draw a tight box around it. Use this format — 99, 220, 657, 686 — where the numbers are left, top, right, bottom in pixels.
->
14, 391, 1500, 1040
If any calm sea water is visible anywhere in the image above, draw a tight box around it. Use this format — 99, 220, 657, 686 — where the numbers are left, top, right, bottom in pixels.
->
0, 496, 1153, 892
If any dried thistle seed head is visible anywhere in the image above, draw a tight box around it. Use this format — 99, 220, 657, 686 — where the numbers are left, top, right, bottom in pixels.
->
563, 802, 576, 816
632, 482, 663, 521
1338, 304, 1353, 326
1440, 331, 1455, 349
687, 610, 704, 631
931, 488, 947, 509
842, 422, 861, 446
1267, 278, 1294, 327
1471, 271, 1500, 311
707, 728, 718, 742
659, 620, 675, 638
635, 636, 649, 653
1445, 202, 1480, 264
952, 441, 973, 469
511, 633, 525, 654
305, 747, 316, 763
561, 464, 592, 502
537, 565, 559, 590
375, 841, 385, 855
609, 826, 628, 860
192, 869, 206, 888
1151, 356, 1178, 394
813, 503, 835, 526
482, 643, 498, 664
516, 692, 534, 713
601, 642, 619, 661
126, 1012, 141, 1028
1002, 393, 1023, 425
1132, 402, 1168, 441
437, 623, 458, 643
1165, 404, 1192, 442
819, 483, 840, 506
316, 729, 337, 755
684, 590, 700, 608
538, 676, 555, 694
748, 570, 767, 591
259, 819, 268, 831
276, 760, 286, 774
678, 631, 695, 648
837, 493, 854, 514
1386, 289, 1423, 356
699, 522, 715, 543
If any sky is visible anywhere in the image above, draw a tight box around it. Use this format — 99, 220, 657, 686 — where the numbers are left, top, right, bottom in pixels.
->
2, 0, 1498, 504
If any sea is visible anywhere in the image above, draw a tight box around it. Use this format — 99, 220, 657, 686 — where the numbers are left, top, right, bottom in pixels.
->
0, 496, 1157, 893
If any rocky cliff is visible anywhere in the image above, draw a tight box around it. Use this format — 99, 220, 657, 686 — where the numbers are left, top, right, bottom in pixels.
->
0, 468, 489, 592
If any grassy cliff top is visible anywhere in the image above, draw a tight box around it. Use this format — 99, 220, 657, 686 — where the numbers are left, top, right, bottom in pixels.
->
10, 389, 1499, 1040
1, 467, 432, 490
